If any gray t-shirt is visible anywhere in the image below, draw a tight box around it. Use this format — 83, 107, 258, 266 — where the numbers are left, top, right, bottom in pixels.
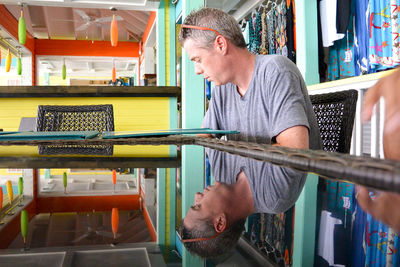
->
207, 149, 305, 214
203, 55, 322, 149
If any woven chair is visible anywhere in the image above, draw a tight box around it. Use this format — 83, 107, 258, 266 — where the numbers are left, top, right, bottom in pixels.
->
36, 105, 114, 155
310, 89, 358, 153
310, 90, 358, 266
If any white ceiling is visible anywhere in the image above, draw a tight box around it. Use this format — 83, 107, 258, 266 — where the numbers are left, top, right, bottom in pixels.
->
0, 0, 158, 78
4, 5, 152, 42
0, 0, 161, 11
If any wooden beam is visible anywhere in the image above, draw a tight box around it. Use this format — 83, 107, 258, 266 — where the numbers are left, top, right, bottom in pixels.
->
0, 85, 181, 98
142, 11, 156, 45
142, 198, 157, 242
35, 39, 139, 57
0, 157, 181, 169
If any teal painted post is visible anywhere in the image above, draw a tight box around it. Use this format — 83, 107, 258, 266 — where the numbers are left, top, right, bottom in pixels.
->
157, 168, 167, 252
169, 96, 178, 250
295, 0, 320, 85
168, 1, 177, 251
169, 0, 177, 87
157, 0, 167, 255
181, 0, 205, 266
157, 0, 166, 86
293, 0, 319, 266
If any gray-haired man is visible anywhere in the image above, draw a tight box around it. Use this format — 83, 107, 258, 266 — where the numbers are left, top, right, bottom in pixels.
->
179, 7, 321, 258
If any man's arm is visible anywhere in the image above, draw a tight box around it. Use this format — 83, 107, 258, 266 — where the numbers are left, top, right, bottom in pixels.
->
197, 133, 213, 138
273, 125, 309, 149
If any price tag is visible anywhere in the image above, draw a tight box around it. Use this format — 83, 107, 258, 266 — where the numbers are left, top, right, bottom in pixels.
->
344, 49, 352, 63
342, 196, 351, 209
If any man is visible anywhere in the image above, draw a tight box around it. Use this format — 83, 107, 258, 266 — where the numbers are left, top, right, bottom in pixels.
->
357, 69, 400, 233
179, 7, 321, 258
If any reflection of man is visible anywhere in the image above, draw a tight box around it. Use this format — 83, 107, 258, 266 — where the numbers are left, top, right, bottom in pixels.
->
180, 149, 307, 258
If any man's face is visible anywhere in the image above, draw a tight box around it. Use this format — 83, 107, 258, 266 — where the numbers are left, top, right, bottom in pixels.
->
183, 182, 230, 230
183, 38, 226, 86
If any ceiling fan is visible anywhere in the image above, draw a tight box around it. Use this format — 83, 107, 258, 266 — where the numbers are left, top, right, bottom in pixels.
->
71, 210, 141, 244
73, 9, 123, 32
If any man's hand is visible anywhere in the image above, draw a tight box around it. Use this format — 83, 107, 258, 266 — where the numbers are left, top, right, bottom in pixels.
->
362, 69, 400, 135
363, 70, 400, 160
358, 70, 400, 232
357, 186, 400, 233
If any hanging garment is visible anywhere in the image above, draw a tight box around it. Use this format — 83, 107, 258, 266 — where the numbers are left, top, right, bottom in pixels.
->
287, 0, 296, 50
242, 20, 250, 47
286, 0, 296, 63
328, 20, 356, 80
386, 228, 396, 267
320, 0, 345, 47
317, 0, 328, 81
365, 214, 389, 266
275, 2, 288, 56
260, 8, 269, 54
363, 191, 400, 267
369, 0, 396, 69
390, 0, 400, 64
336, 0, 353, 34
354, 0, 371, 75
317, 210, 346, 267
267, 8, 277, 54
248, 12, 262, 54
283, 206, 294, 266
351, 200, 366, 267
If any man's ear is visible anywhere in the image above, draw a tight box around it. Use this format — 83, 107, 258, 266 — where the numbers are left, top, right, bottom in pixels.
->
213, 213, 227, 233
214, 35, 228, 55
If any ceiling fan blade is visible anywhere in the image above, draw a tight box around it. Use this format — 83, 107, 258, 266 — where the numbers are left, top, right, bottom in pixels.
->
95, 16, 113, 23
100, 24, 110, 29
76, 23, 90, 32
74, 9, 91, 21
96, 15, 123, 23
96, 230, 116, 239
52, 19, 76, 22
114, 15, 123, 21
72, 233, 90, 243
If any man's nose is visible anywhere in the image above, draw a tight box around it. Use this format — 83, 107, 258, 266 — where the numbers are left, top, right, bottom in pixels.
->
194, 192, 203, 203
194, 64, 203, 75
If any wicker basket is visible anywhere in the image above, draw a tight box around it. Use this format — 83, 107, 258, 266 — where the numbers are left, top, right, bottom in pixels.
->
36, 105, 114, 155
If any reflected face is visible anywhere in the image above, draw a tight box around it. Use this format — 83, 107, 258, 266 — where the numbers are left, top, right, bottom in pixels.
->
183, 38, 227, 86
183, 182, 230, 230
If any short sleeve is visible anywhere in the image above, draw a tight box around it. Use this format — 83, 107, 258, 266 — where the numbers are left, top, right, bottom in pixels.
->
268, 70, 310, 139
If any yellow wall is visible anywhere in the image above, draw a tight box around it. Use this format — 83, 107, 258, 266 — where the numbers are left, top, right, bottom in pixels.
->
0, 97, 169, 132
0, 96, 173, 176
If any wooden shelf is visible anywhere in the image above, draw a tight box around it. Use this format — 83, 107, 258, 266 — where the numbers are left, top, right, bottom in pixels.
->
0, 86, 181, 100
